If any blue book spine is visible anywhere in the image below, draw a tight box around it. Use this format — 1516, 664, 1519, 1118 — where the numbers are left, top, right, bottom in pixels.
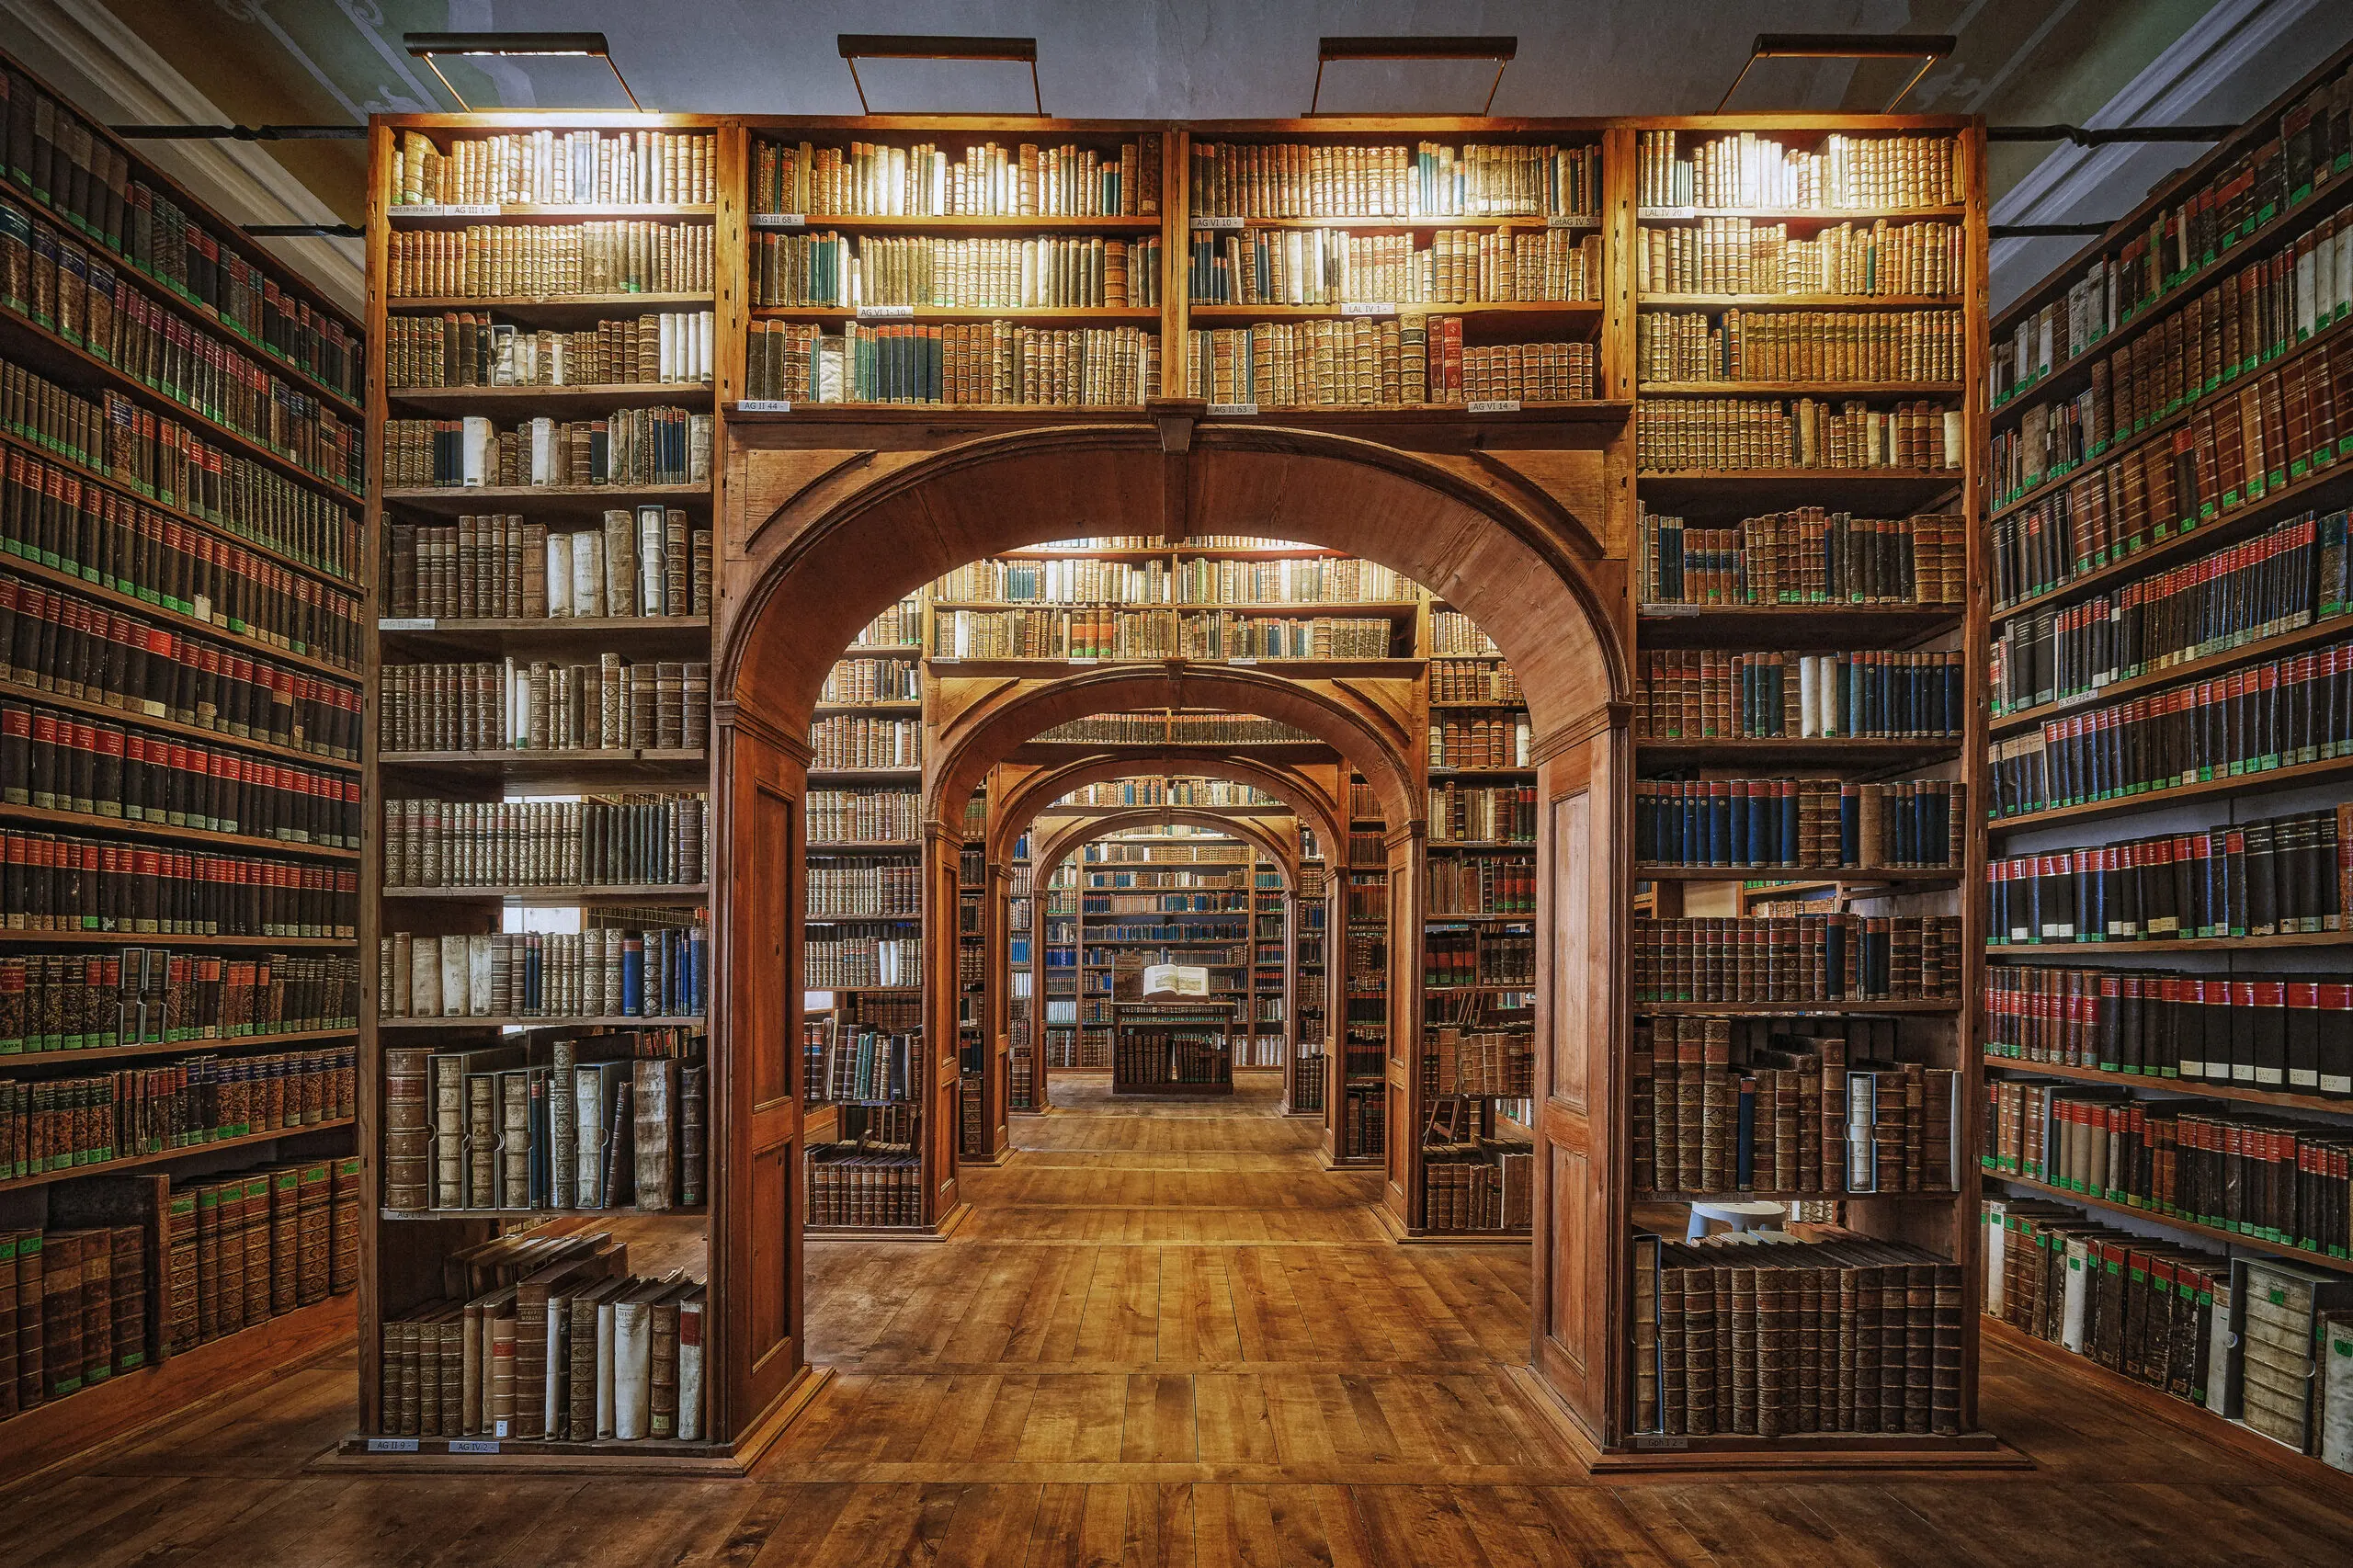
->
621, 935, 644, 1016
1778, 784, 1800, 865
1841, 787, 1859, 864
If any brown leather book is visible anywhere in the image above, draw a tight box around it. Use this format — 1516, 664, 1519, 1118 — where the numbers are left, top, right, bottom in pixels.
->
631, 1057, 677, 1211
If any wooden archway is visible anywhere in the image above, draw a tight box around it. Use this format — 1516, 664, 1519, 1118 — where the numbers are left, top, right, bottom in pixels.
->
1018, 805, 1307, 1111
714, 413, 1630, 1440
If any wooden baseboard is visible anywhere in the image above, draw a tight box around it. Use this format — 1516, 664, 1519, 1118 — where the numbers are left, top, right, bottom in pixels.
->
1369, 1202, 1529, 1245
961, 1145, 1016, 1166
804, 1200, 972, 1244
1982, 1316, 2353, 1494
0, 1290, 355, 1493
1506, 1366, 2028, 1473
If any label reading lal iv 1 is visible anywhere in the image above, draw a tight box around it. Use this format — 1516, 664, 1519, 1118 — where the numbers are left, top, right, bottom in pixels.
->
1340, 301, 1395, 317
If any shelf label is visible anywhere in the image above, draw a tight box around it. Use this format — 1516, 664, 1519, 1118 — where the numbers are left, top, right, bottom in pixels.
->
1228, 655, 1256, 665
448, 1438, 501, 1455
1641, 604, 1701, 617
1545, 215, 1598, 229
1340, 301, 1395, 317
735, 399, 793, 413
751, 212, 807, 229
1466, 399, 1522, 415
1066, 655, 1097, 665
1640, 206, 1698, 221
1194, 214, 1246, 231
365, 1437, 420, 1453
400, 203, 500, 217
378, 618, 436, 631
1206, 402, 1258, 416
1631, 1435, 1692, 1450
857, 303, 915, 321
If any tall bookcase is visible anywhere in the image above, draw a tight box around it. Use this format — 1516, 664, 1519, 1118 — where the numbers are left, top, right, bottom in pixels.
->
340, 107, 1994, 1471
357, 112, 726, 1459
0, 47, 368, 1472
1621, 115, 1992, 1453
1978, 44, 2353, 1483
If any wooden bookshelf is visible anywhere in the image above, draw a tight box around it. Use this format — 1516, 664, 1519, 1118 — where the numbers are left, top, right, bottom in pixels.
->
351, 110, 728, 1470
1976, 36, 2353, 1486
0, 43, 368, 1475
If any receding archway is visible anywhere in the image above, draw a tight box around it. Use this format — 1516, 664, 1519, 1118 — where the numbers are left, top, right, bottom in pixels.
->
714, 416, 1630, 1439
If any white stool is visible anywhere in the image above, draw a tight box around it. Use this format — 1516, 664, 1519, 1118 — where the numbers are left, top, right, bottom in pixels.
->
1686, 1199, 1786, 1242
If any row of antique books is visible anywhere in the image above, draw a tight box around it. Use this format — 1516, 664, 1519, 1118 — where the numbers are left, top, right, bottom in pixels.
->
1984, 631, 2353, 817
807, 860, 922, 919
745, 319, 1158, 408
807, 1145, 921, 1227
384, 222, 713, 300
1187, 225, 1601, 304
1633, 647, 1967, 740
816, 654, 917, 704
382, 410, 712, 490
807, 789, 918, 846
1637, 506, 1969, 607
1992, 345, 2353, 608
0, 200, 364, 493
385, 513, 709, 624
380, 657, 709, 755
373, 1233, 707, 1442
804, 1024, 919, 1104
1984, 1196, 2353, 1471
933, 553, 1409, 606
1636, 307, 1964, 384
0, 359, 363, 580
808, 713, 918, 771
2, 576, 363, 759
1633, 778, 1964, 869
1629, 1229, 1965, 1437
755, 138, 1160, 219
1990, 512, 2345, 720
377, 927, 709, 1021
390, 129, 717, 208
0, 63, 360, 396
1426, 854, 1535, 916
1986, 807, 2347, 943
1422, 925, 1533, 987
0, 455, 365, 666
752, 232, 1162, 309
1635, 398, 1961, 472
931, 606, 1398, 662
1635, 131, 1957, 211
1985, 962, 2353, 1094
1635, 218, 1964, 298
1186, 321, 1596, 407
1428, 714, 1530, 769
1429, 658, 1524, 703
1985, 1082, 2351, 1261
1631, 914, 1965, 1004
0, 1042, 350, 1176
381, 1033, 704, 1214
1420, 1141, 1533, 1231
3, 696, 362, 846
0, 949, 358, 1055
380, 797, 707, 891
1631, 1015, 1958, 1196
804, 928, 918, 989
385, 311, 716, 390
1427, 782, 1536, 846
0, 828, 356, 936
1188, 140, 1599, 221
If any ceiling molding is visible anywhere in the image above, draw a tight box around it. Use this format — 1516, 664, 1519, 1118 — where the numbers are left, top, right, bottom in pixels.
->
0, 0, 364, 314
1988, 0, 2326, 307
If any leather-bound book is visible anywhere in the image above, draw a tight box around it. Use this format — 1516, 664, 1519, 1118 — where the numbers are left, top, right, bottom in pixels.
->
631, 1057, 676, 1211
676, 1286, 706, 1442
648, 1278, 693, 1438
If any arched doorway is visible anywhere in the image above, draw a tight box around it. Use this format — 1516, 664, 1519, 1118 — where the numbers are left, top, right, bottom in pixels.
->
713, 414, 1628, 1437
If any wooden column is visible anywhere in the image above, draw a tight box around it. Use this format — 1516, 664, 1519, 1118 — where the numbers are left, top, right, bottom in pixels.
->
923, 816, 967, 1225
1384, 821, 1427, 1222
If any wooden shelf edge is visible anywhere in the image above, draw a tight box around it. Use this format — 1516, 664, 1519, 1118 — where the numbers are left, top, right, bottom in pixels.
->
1988, 1172, 2353, 1277
0, 1117, 356, 1195
1980, 1055, 2353, 1117
0, 1290, 354, 1494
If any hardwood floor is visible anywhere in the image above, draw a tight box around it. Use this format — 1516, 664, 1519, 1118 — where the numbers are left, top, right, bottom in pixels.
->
10, 1073, 2353, 1566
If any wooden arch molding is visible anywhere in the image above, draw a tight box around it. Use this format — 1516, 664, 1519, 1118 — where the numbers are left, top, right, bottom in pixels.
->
718, 416, 1630, 754
1027, 808, 1302, 897
926, 664, 1420, 834
985, 750, 1347, 868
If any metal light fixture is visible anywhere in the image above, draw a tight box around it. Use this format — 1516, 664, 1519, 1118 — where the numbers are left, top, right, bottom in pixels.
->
837, 35, 1042, 116
404, 32, 643, 112
1717, 32, 1957, 113
1310, 36, 1518, 117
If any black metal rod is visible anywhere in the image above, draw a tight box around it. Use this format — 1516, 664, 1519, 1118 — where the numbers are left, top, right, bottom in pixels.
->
110, 124, 365, 142
1988, 123, 2237, 145
1989, 222, 2116, 238
1318, 36, 1517, 62
404, 32, 609, 58
837, 34, 1037, 62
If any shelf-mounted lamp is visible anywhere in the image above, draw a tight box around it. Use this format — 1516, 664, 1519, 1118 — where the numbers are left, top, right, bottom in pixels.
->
838, 35, 1043, 116
403, 32, 643, 113
1309, 36, 1518, 117
1717, 33, 1956, 113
